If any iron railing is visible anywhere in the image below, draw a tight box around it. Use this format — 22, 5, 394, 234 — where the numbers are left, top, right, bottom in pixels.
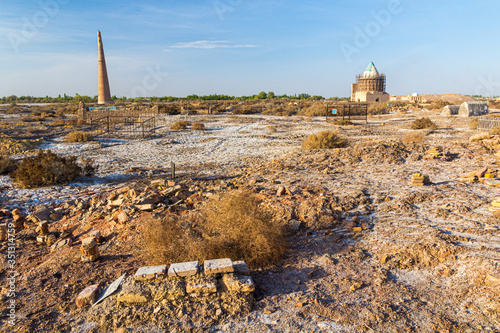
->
90, 116, 156, 139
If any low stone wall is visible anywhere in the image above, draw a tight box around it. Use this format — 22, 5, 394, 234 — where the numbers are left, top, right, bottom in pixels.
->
78, 258, 255, 323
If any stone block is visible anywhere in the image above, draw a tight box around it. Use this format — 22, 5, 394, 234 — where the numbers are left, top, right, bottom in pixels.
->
233, 261, 250, 276
135, 204, 155, 211
222, 273, 255, 293
151, 279, 185, 301
134, 265, 167, 282
81, 237, 97, 250
186, 276, 217, 294
203, 258, 234, 275
116, 284, 151, 305
36, 235, 47, 244
89, 230, 103, 243
81, 252, 99, 263
75, 283, 100, 308
168, 261, 199, 277
116, 211, 129, 224
151, 179, 166, 186
39, 222, 49, 235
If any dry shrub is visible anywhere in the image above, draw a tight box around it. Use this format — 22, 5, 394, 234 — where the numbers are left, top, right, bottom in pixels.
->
368, 102, 389, 115
201, 190, 287, 268
305, 117, 312, 122
331, 119, 353, 126
64, 131, 93, 143
470, 118, 479, 129
192, 122, 205, 131
9, 149, 96, 188
141, 190, 288, 268
51, 119, 66, 127
410, 117, 438, 130
299, 103, 326, 117
469, 132, 490, 143
171, 120, 189, 130
0, 155, 17, 175
302, 130, 347, 150
403, 132, 425, 144
267, 125, 277, 133
489, 126, 500, 135
20, 116, 36, 123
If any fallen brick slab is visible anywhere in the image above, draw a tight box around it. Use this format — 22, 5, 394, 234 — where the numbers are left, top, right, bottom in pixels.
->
233, 261, 250, 276
204, 258, 234, 275
168, 261, 199, 277
134, 265, 167, 282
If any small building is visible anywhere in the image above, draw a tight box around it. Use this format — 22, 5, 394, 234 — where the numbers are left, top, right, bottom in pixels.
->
441, 105, 461, 116
350, 62, 390, 103
458, 102, 489, 117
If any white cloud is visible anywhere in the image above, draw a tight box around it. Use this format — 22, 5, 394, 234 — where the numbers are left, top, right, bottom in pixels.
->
166, 40, 258, 50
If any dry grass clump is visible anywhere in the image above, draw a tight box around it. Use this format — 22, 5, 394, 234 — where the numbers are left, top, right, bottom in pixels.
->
0, 155, 17, 175
64, 131, 93, 143
469, 132, 490, 143
368, 102, 389, 115
331, 119, 353, 126
141, 190, 288, 268
192, 122, 205, 131
410, 117, 438, 130
51, 119, 66, 127
171, 121, 189, 130
302, 130, 347, 150
299, 103, 326, 117
267, 125, 277, 133
402, 132, 425, 144
470, 118, 479, 129
9, 149, 96, 188
489, 126, 500, 135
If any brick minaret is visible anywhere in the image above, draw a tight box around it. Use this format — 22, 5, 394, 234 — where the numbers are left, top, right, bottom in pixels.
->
97, 31, 112, 105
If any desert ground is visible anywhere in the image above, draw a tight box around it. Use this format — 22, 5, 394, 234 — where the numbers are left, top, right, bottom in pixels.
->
1, 108, 499, 332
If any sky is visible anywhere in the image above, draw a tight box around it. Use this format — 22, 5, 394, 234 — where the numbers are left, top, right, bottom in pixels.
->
1, 0, 499, 98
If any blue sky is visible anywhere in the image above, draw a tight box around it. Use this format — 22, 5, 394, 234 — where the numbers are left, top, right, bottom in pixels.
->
1, 0, 499, 98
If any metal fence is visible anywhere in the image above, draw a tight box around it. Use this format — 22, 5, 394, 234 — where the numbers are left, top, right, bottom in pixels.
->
326, 103, 368, 123
477, 116, 500, 131
90, 116, 156, 139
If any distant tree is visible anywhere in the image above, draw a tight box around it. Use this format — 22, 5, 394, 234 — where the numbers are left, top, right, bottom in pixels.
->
268, 91, 275, 99
258, 91, 268, 99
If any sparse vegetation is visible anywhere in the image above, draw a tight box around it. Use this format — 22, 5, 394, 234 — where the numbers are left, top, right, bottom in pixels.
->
298, 103, 326, 117
171, 121, 189, 130
331, 119, 353, 126
302, 130, 348, 150
267, 125, 277, 133
9, 149, 96, 188
410, 117, 438, 130
64, 131, 93, 143
51, 119, 66, 127
368, 102, 389, 115
141, 190, 288, 268
0, 155, 17, 175
402, 131, 425, 144
192, 122, 205, 131
469, 132, 490, 143
470, 118, 479, 129
489, 126, 500, 135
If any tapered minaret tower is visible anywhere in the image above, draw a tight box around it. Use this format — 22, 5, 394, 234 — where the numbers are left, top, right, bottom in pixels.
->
97, 31, 112, 104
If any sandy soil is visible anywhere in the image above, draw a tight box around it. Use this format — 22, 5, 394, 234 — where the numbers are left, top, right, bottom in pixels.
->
1, 110, 499, 332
